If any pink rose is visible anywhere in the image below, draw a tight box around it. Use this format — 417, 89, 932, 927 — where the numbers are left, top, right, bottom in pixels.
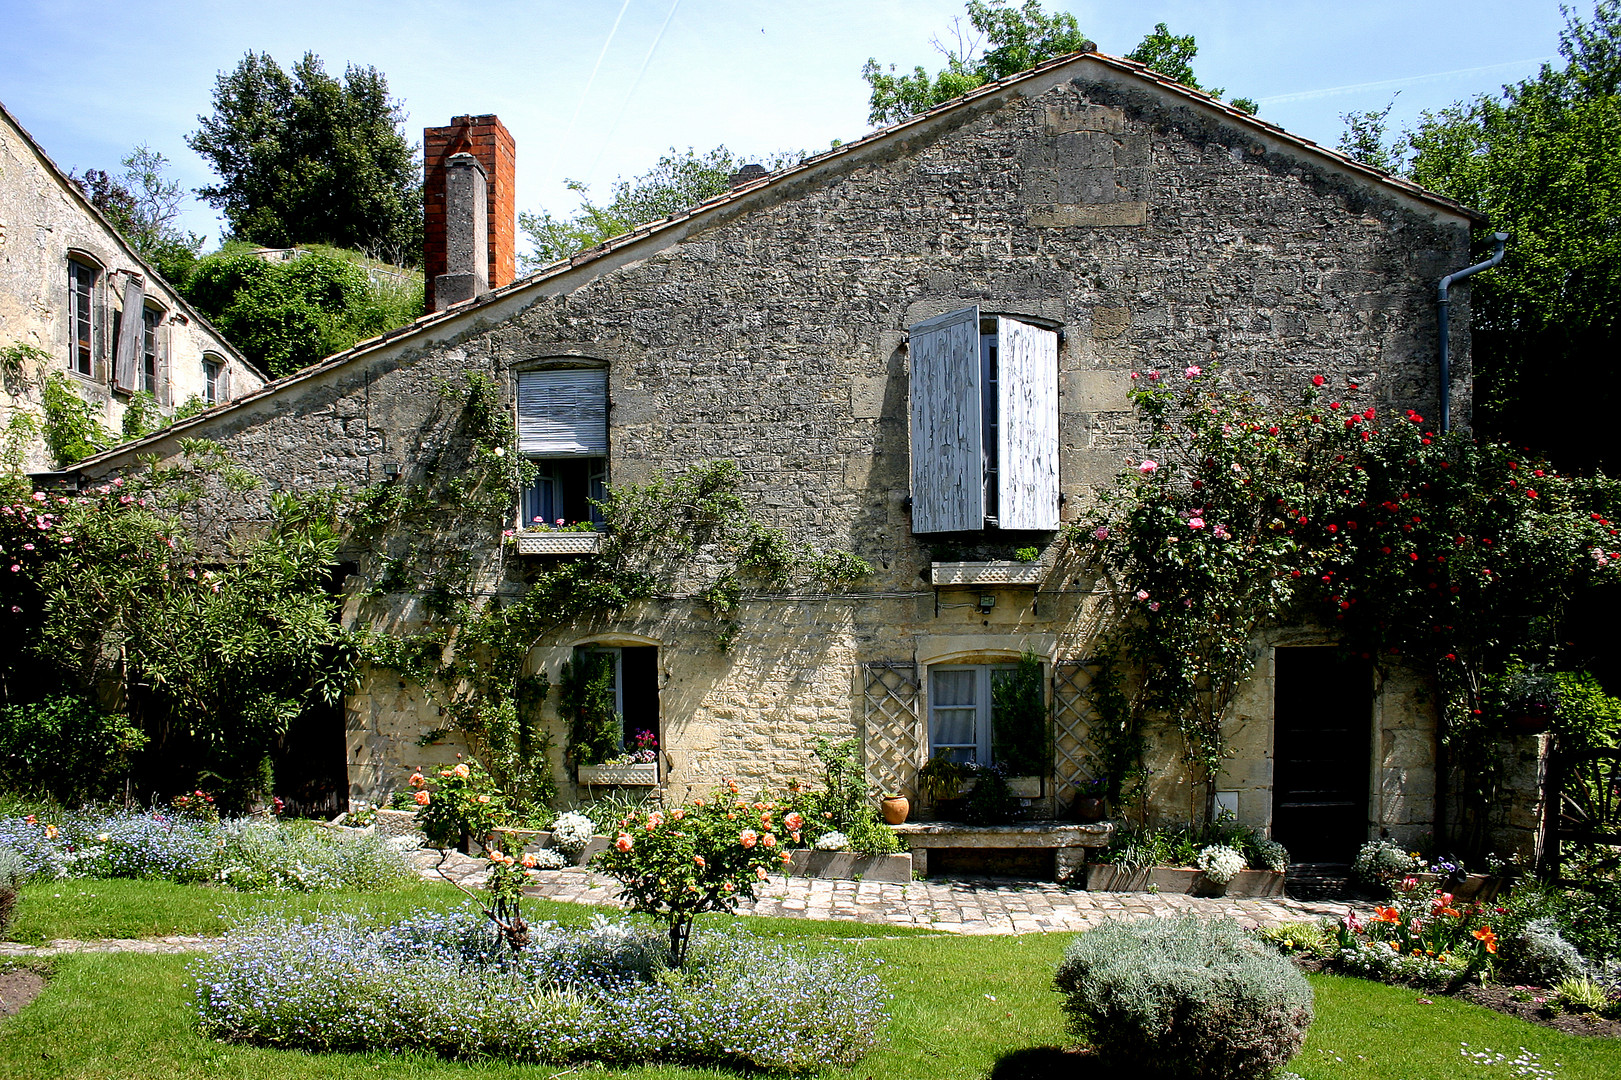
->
1137, 460, 1158, 475
1185, 366, 1201, 379
1188, 517, 1204, 529
1135, 589, 1149, 601
1093, 526, 1110, 540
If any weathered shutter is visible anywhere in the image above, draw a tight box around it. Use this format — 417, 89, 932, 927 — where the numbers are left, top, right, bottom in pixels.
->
113, 276, 144, 392
517, 369, 608, 456
218, 364, 232, 403
996, 316, 1060, 530
908, 306, 982, 532
155, 316, 171, 407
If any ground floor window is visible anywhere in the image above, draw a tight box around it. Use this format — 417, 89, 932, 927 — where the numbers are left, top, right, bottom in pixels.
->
571, 645, 659, 758
928, 664, 1018, 765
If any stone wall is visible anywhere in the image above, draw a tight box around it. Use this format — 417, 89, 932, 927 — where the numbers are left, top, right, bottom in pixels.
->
0, 104, 260, 472
69, 57, 1480, 845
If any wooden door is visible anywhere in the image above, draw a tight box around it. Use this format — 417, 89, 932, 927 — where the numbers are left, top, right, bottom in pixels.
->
1272, 647, 1372, 863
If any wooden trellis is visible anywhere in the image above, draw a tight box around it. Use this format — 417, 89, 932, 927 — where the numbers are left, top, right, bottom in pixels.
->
862, 661, 923, 800
1052, 659, 1099, 794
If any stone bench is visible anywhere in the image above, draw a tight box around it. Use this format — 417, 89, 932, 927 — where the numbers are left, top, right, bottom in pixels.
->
892, 820, 1113, 880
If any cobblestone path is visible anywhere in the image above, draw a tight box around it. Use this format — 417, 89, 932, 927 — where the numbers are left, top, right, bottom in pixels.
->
416, 850, 1360, 935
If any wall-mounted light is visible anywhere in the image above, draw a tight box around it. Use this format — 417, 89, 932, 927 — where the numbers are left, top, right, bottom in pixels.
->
978, 593, 996, 613
382, 462, 402, 479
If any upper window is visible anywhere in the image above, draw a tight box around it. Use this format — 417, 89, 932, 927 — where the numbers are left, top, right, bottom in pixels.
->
203, 357, 223, 404
66, 258, 98, 376
140, 306, 163, 395
517, 367, 608, 528
909, 307, 1059, 533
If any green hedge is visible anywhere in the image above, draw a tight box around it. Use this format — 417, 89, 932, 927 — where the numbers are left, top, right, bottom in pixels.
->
0, 694, 145, 803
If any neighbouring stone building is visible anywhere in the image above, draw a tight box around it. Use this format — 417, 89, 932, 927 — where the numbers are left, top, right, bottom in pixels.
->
58, 50, 1536, 861
0, 100, 262, 474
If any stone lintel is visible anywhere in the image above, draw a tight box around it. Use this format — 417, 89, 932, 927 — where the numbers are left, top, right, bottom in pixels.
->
892, 820, 1113, 849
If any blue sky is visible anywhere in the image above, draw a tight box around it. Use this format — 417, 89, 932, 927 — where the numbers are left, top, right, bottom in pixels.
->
0, 0, 1571, 254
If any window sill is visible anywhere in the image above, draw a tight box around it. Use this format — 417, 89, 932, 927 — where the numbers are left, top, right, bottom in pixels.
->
513, 531, 602, 555
930, 561, 1044, 587
577, 762, 659, 786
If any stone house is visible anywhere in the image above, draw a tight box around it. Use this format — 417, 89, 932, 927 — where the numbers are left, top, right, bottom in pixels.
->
59, 51, 1531, 861
0, 100, 262, 474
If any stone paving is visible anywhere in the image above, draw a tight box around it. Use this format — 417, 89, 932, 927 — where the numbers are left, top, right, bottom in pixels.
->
413, 849, 1361, 936
0, 934, 217, 958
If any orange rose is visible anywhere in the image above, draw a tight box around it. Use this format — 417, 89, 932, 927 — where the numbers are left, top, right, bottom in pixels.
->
755, 866, 768, 879
414, 790, 430, 806
784, 813, 804, 832
694, 855, 706, 868
521, 853, 538, 869
452, 763, 470, 779
762, 833, 777, 848
615, 833, 634, 852
408, 772, 425, 788
739, 829, 758, 848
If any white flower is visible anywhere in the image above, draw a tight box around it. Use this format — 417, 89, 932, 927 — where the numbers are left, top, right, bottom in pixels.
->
814, 831, 851, 851
550, 811, 596, 854
1197, 844, 1247, 885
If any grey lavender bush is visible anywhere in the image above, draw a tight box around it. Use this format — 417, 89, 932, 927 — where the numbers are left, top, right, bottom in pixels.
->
1055, 916, 1314, 1080
193, 910, 888, 1070
0, 810, 414, 891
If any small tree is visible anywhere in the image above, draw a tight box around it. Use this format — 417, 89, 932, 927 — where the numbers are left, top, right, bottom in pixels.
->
593, 784, 800, 965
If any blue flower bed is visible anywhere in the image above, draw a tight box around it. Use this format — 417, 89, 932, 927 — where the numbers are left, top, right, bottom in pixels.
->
193, 910, 888, 1071
0, 810, 414, 891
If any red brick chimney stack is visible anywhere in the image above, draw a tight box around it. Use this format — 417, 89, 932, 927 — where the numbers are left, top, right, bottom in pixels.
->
424, 114, 515, 312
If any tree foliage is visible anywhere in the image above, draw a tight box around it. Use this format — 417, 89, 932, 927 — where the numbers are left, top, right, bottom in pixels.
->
862, 3, 1253, 126
188, 52, 422, 264
184, 245, 423, 378
72, 146, 204, 284
1340, 1, 1621, 473
519, 146, 799, 270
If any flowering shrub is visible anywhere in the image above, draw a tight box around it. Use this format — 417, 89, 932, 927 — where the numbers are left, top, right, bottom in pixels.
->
592, 783, 805, 965
1197, 844, 1247, 885
1352, 839, 1422, 886
1100, 816, 1289, 875
1328, 881, 1502, 988
782, 738, 900, 856
1083, 366, 1621, 820
413, 756, 505, 848
1055, 915, 1313, 1080
193, 910, 887, 1070
813, 830, 851, 851
549, 810, 597, 854
0, 810, 414, 891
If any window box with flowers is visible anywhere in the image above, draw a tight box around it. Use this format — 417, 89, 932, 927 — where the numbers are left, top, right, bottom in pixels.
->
510, 520, 603, 555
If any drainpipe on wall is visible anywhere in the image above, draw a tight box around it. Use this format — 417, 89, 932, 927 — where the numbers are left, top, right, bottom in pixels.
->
1436, 232, 1508, 434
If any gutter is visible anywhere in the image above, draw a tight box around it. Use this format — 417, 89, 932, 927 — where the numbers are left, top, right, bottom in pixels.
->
1437, 232, 1508, 434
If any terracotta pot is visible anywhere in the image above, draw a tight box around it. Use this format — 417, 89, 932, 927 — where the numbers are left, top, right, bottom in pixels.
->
1073, 795, 1106, 823
881, 795, 910, 825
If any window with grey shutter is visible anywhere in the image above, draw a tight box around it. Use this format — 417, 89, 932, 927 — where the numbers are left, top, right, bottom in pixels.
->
908, 306, 982, 533
995, 316, 1060, 529
113, 276, 144, 392
909, 308, 1060, 533
517, 369, 608, 456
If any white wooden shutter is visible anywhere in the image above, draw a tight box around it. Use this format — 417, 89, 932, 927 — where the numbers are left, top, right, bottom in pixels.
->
218, 364, 232, 403
909, 306, 982, 533
996, 316, 1060, 530
113, 276, 143, 392
156, 317, 171, 407
517, 369, 608, 456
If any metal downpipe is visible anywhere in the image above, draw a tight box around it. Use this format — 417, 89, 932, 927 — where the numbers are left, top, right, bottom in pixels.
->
1437, 232, 1508, 434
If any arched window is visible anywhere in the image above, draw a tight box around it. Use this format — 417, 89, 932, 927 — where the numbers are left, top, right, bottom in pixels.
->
202, 355, 225, 404
66, 255, 101, 377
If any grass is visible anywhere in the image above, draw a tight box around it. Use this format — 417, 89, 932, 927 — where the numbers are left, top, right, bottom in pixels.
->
2, 911, 1618, 1080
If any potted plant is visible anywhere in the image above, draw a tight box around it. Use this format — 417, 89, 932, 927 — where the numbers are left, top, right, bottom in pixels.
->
918, 754, 969, 819
1487, 666, 1561, 736
1072, 776, 1108, 823
880, 791, 910, 825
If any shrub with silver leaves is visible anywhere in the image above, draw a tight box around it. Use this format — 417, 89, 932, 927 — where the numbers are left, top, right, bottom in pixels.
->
1252, 838, 1289, 874
550, 811, 597, 854
1503, 917, 1588, 987
193, 910, 887, 1071
1197, 844, 1247, 885
1055, 915, 1314, 1080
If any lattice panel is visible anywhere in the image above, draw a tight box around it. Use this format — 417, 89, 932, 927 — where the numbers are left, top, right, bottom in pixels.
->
862, 662, 923, 800
1052, 660, 1100, 793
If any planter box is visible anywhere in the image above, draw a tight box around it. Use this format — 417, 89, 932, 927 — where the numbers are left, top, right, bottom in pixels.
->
1408, 872, 1503, 903
577, 762, 659, 786
1084, 863, 1286, 898
1006, 776, 1043, 799
515, 531, 602, 555
374, 808, 424, 843
786, 849, 913, 883
931, 561, 1045, 587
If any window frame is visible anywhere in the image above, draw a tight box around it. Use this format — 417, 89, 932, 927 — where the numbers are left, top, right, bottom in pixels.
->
202, 357, 222, 404
515, 363, 609, 530
140, 304, 164, 395
66, 255, 100, 378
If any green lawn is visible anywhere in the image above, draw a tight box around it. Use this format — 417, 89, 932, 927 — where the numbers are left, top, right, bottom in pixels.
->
3, 914, 1618, 1080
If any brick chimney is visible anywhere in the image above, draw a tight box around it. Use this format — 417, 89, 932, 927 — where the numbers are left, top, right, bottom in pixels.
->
424, 114, 515, 312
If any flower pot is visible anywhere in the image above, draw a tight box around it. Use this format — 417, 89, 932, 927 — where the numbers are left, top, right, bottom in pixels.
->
881, 795, 910, 825
1509, 713, 1552, 735
1072, 795, 1106, 823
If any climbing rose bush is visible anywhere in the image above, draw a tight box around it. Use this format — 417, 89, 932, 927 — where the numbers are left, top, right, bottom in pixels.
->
194, 910, 888, 1070
592, 781, 805, 965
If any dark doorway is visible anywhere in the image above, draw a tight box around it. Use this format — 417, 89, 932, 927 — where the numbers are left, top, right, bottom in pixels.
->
1272, 647, 1372, 863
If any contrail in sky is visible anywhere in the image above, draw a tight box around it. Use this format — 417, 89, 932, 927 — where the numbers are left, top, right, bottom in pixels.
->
589, 0, 682, 178
566, 0, 634, 139
1258, 56, 1555, 105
